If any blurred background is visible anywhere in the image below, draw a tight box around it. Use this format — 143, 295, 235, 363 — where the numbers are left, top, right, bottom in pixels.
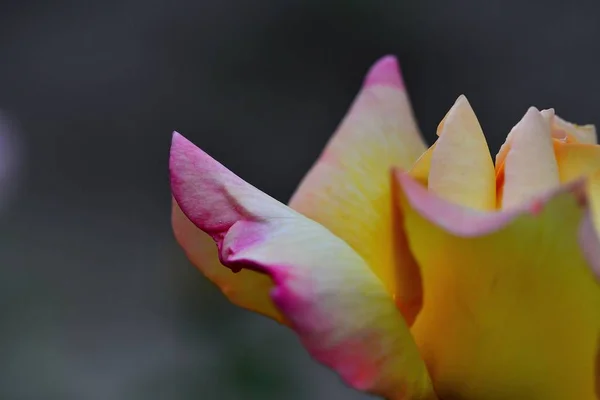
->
0, 0, 599, 399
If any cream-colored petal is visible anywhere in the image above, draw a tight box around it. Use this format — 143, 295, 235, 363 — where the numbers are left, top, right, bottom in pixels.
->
501, 107, 560, 209
427, 95, 496, 210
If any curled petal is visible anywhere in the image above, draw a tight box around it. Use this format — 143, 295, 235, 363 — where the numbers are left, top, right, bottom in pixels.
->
395, 172, 600, 399
289, 56, 426, 322
170, 133, 436, 399
172, 200, 282, 321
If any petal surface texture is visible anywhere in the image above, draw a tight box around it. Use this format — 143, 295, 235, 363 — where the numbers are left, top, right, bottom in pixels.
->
427, 95, 496, 210
395, 172, 600, 400
289, 56, 427, 320
170, 133, 437, 399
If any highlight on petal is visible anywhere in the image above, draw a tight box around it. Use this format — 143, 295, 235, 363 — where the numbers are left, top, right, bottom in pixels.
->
395, 171, 600, 399
427, 95, 496, 210
289, 55, 427, 323
170, 133, 437, 399
500, 107, 560, 209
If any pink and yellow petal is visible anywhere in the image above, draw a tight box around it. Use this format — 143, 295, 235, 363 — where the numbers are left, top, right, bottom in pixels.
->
170, 133, 437, 399
395, 172, 600, 399
289, 56, 427, 318
172, 200, 283, 321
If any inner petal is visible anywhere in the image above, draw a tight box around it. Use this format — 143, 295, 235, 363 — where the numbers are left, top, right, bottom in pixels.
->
501, 107, 560, 209
427, 95, 496, 211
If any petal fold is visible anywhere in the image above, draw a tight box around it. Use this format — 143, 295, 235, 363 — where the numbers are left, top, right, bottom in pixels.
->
172, 200, 282, 321
395, 172, 600, 400
170, 133, 436, 399
289, 56, 427, 320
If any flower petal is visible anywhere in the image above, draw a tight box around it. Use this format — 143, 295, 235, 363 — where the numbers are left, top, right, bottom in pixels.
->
395, 172, 600, 399
554, 142, 600, 183
289, 56, 427, 320
172, 199, 283, 321
500, 107, 560, 209
542, 109, 597, 144
409, 143, 435, 186
170, 133, 437, 399
427, 95, 496, 210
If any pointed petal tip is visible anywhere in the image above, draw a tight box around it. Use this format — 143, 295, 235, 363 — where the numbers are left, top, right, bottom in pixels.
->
170, 131, 190, 154
363, 55, 404, 89
446, 94, 474, 119
455, 94, 469, 104
516, 106, 548, 132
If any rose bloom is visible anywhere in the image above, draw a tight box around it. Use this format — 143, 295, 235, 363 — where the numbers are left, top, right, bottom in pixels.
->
170, 56, 600, 399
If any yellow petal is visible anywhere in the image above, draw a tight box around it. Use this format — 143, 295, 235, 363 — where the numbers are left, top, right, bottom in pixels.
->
396, 172, 600, 399
554, 142, 600, 183
409, 143, 435, 186
289, 56, 427, 321
501, 107, 560, 209
553, 142, 600, 280
427, 95, 496, 210
583, 170, 600, 281
170, 133, 437, 399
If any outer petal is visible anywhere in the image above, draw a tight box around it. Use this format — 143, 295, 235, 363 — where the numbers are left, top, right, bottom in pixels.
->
395, 172, 600, 399
289, 56, 427, 321
170, 133, 437, 399
427, 95, 496, 210
552, 142, 600, 280
172, 200, 283, 321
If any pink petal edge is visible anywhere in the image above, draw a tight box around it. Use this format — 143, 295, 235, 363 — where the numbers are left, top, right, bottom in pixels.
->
363, 55, 405, 89
395, 170, 588, 237
396, 170, 600, 279
170, 133, 436, 397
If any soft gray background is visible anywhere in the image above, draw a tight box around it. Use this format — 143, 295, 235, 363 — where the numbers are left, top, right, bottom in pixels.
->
0, 0, 599, 399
